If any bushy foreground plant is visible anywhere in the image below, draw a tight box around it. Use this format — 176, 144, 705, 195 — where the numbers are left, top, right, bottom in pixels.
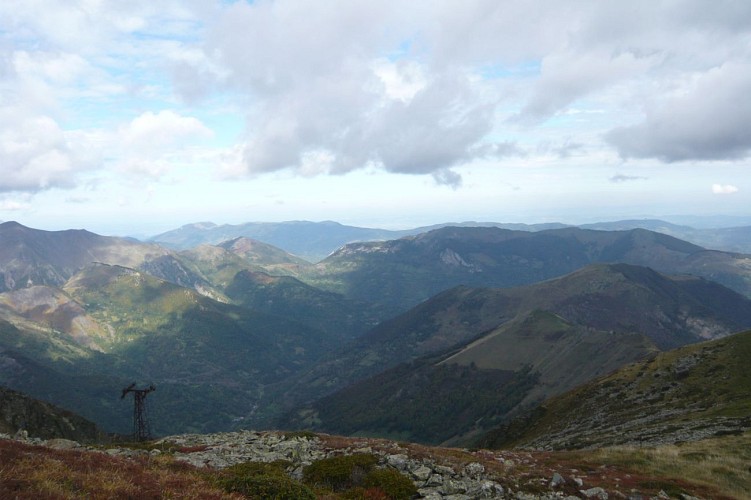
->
215, 460, 315, 499
302, 454, 417, 499
302, 453, 379, 491
362, 468, 418, 499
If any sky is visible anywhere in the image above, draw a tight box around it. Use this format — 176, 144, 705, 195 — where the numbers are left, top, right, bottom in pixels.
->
1, 1, 750, 236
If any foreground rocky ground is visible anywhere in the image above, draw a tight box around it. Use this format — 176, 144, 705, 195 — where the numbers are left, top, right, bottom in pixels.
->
1, 429, 739, 499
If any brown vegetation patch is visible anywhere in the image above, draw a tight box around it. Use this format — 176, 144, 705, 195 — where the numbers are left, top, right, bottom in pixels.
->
0, 440, 237, 499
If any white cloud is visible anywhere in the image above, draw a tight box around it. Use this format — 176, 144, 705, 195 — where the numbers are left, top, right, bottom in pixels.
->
372, 59, 427, 102
0, 112, 98, 192
0, 194, 32, 211
712, 184, 739, 194
180, 0, 751, 182
513, 49, 655, 124
112, 110, 213, 178
121, 110, 213, 153
3, 0, 751, 212
607, 63, 751, 162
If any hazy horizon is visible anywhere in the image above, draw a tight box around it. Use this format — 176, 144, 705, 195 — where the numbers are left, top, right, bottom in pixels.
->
5, 212, 751, 241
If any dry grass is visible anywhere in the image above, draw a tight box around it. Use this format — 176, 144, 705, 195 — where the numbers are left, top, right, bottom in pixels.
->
0, 440, 239, 499
575, 431, 751, 500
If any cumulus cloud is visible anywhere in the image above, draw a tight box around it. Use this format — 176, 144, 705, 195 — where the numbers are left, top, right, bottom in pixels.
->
121, 110, 213, 153
712, 184, 739, 194
186, 0, 751, 180
512, 49, 654, 125
0, 112, 97, 192
4, 0, 751, 199
195, 1, 504, 183
232, 61, 494, 182
115, 110, 213, 178
606, 62, 751, 162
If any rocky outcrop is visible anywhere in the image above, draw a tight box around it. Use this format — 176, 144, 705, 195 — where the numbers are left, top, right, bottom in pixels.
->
148, 431, 686, 499
0, 429, 709, 499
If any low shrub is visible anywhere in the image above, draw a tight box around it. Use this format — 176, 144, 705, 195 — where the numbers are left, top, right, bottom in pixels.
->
363, 468, 418, 499
282, 430, 319, 440
303, 453, 379, 491
216, 460, 315, 499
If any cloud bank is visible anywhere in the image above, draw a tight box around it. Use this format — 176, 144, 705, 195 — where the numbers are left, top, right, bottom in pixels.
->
1, 0, 751, 197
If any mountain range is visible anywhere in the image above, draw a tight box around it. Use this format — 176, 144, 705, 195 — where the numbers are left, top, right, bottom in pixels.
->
1, 219, 751, 449
303, 226, 751, 315
149, 218, 751, 262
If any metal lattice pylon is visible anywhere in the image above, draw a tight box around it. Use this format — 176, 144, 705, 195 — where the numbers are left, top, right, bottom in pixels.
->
120, 383, 156, 441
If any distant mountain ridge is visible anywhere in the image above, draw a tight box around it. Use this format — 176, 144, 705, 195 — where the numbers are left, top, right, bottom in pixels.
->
149, 218, 751, 261
0, 221, 172, 292
149, 220, 571, 261
304, 226, 751, 314
150, 221, 401, 262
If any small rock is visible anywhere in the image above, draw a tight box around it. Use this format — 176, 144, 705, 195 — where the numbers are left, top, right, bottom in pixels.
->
418, 490, 443, 500
45, 438, 80, 450
473, 480, 504, 498
679, 495, 701, 500
581, 486, 609, 499
464, 461, 485, 478
439, 478, 467, 495
425, 474, 444, 487
14, 429, 28, 440
550, 472, 565, 488
386, 453, 409, 471
434, 464, 456, 476
574, 477, 584, 487
411, 464, 433, 482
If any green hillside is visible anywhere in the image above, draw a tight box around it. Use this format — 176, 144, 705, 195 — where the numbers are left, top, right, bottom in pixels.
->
225, 269, 382, 340
0, 263, 340, 435
479, 329, 751, 450
0, 385, 107, 442
293, 358, 539, 444
283, 310, 658, 445
441, 310, 659, 410
282, 263, 751, 413
279, 263, 751, 445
